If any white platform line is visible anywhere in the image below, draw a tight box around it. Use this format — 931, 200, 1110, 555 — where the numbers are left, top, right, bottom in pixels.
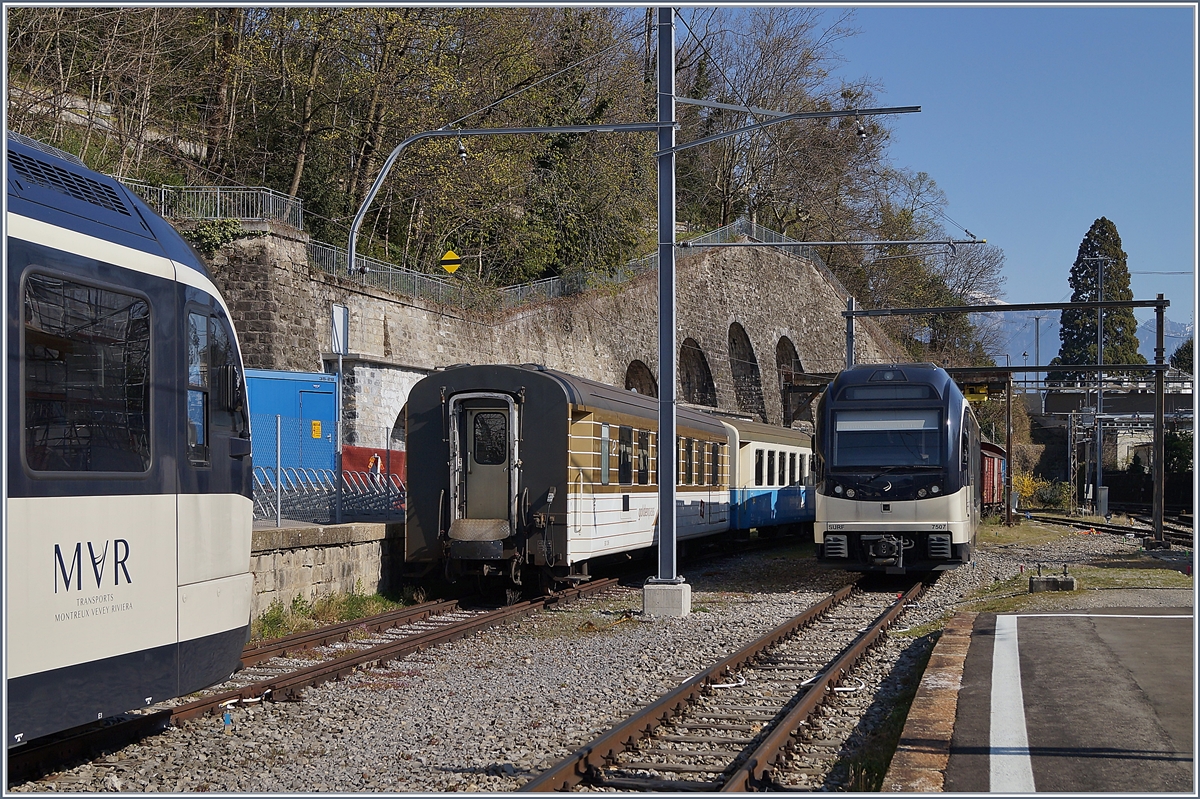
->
990, 615, 1036, 793
1015, 613, 1192, 619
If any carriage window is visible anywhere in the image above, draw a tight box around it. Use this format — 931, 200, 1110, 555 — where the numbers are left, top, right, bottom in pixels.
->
755, 449, 764, 486
473, 412, 507, 465
637, 429, 649, 484
600, 423, 610, 485
684, 438, 694, 485
789, 453, 797, 486
779, 450, 787, 485
767, 451, 776, 486
24, 273, 151, 472
710, 442, 719, 486
618, 425, 633, 486
186, 312, 209, 463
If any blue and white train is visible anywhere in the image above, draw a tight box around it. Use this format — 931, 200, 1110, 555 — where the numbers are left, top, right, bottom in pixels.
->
6, 133, 254, 745
403, 364, 813, 589
813, 363, 981, 573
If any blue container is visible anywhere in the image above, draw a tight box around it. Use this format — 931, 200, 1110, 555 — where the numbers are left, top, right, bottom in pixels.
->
246, 369, 338, 472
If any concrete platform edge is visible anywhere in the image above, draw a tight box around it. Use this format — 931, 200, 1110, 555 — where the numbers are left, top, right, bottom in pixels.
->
881, 611, 977, 792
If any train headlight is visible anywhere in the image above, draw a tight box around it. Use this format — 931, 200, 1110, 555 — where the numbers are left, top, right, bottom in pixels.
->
930, 485, 940, 494
917, 488, 928, 498
845, 488, 856, 498
833, 484, 843, 495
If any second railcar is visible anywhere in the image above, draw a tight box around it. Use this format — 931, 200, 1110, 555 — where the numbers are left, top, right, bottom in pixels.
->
981, 441, 1006, 516
813, 363, 980, 573
404, 364, 730, 589
721, 417, 814, 532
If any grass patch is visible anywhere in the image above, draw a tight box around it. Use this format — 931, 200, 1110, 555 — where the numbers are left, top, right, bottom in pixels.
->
956, 564, 1192, 615
250, 583, 408, 642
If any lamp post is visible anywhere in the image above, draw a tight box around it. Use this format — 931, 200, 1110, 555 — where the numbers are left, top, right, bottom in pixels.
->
1031, 315, 1047, 412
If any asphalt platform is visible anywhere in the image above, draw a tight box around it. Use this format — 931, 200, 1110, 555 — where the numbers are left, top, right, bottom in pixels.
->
884, 591, 1194, 793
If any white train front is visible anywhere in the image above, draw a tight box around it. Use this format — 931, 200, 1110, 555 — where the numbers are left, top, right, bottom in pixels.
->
6, 134, 254, 745
813, 363, 981, 573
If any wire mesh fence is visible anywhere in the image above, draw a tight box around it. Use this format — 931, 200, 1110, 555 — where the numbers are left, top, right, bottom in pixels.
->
251, 414, 405, 526
116, 179, 304, 230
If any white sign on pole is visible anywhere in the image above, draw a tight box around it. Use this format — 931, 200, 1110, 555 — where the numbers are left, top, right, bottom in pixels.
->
331, 304, 348, 355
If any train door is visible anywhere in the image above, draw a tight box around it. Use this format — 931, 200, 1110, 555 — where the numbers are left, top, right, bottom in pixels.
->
447, 393, 518, 550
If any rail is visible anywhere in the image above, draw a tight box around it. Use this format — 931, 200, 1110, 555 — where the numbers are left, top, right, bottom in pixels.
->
116, 179, 303, 230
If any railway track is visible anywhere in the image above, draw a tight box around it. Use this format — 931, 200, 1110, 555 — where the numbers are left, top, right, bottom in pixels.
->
521, 579, 925, 792
1027, 513, 1193, 548
7, 578, 622, 785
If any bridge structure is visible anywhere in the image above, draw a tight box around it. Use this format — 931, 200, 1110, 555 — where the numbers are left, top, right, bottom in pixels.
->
188, 214, 903, 449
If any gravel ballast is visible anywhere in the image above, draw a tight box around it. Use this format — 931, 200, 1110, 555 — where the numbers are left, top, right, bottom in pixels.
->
13, 529, 1192, 792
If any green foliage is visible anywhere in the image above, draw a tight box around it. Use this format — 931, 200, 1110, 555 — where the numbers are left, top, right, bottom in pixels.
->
1171, 336, 1193, 374
1050, 217, 1146, 381
250, 587, 408, 642
1165, 430, 1193, 475
6, 5, 1004, 358
181, 219, 266, 257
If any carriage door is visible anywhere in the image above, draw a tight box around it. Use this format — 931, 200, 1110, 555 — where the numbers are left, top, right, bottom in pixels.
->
447, 393, 518, 548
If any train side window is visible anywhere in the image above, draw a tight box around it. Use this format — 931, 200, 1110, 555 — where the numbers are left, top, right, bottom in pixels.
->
961, 429, 970, 472
637, 429, 649, 485
600, 423, 610, 485
24, 272, 152, 472
767, 451, 776, 486
684, 438, 694, 485
186, 311, 209, 464
209, 313, 247, 436
709, 442, 719, 486
651, 432, 657, 485
789, 452, 797, 485
779, 450, 787, 486
618, 425, 633, 485
755, 449, 764, 486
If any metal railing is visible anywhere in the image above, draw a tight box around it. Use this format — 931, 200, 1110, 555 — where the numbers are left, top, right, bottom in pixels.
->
117, 179, 304, 230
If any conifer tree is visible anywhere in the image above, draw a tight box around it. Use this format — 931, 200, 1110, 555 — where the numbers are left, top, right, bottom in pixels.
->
1048, 217, 1146, 381
1170, 335, 1193, 374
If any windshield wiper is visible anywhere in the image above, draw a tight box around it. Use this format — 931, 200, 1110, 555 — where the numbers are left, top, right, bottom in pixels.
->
862, 464, 942, 481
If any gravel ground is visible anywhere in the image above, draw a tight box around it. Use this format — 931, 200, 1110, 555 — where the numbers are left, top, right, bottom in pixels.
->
14, 530, 1193, 793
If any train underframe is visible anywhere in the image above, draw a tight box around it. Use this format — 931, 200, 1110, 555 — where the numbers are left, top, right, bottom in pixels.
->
817, 530, 971, 573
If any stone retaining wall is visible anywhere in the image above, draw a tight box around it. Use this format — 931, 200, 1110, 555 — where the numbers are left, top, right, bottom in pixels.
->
249, 522, 401, 618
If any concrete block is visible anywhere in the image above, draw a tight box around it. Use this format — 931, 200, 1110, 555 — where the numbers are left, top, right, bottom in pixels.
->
643, 582, 691, 617
1029, 575, 1077, 592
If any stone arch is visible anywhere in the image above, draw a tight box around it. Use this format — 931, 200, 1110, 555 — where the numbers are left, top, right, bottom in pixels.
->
728, 322, 767, 422
625, 360, 658, 397
679, 338, 718, 407
776, 336, 808, 426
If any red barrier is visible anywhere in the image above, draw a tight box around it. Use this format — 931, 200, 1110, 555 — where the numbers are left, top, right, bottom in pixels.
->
342, 444, 406, 482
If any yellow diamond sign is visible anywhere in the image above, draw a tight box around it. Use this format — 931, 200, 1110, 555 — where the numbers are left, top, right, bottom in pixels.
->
440, 250, 462, 274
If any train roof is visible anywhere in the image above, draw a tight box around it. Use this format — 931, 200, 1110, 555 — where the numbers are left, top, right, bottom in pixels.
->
6, 132, 211, 277
981, 440, 1007, 458
827, 363, 957, 397
433, 363, 729, 436
718, 416, 812, 447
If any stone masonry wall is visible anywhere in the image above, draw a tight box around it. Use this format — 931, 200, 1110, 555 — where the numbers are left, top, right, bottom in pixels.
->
248, 523, 402, 617
207, 229, 905, 444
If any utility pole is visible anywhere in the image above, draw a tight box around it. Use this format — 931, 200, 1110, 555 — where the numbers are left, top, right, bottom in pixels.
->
644, 6, 690, 617
1031, 315, 1047, 412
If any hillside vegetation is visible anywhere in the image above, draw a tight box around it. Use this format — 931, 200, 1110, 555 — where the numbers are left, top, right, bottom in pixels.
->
8, 7, 1005, 364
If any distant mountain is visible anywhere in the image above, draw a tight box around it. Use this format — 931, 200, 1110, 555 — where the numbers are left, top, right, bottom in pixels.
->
969, 305, 1192, 371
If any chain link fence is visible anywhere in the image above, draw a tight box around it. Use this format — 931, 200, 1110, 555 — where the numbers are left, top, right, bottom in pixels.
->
251, 414, 405, 526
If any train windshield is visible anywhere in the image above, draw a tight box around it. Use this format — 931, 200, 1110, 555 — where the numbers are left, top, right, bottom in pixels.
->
832, 409, 942, 468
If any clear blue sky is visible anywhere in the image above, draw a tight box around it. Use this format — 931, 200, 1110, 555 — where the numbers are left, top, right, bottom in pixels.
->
825, 4, 1196, 328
